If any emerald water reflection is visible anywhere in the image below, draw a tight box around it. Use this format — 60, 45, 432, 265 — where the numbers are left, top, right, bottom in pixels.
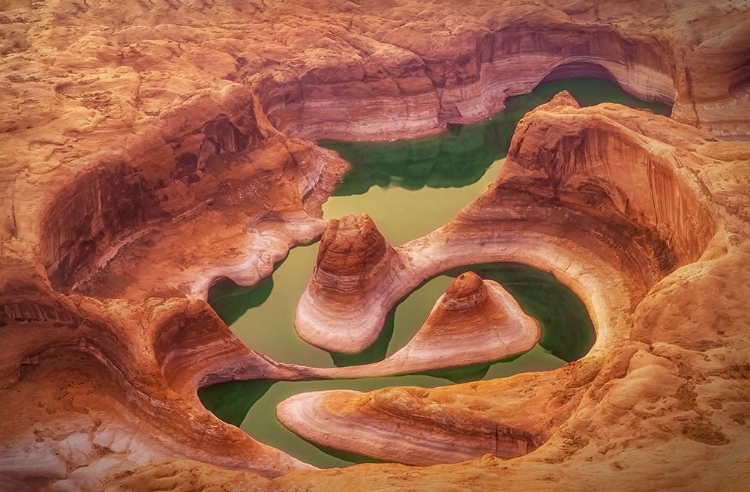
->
199, 346, 566, 468
201, 262, 593, 468
321, 77, 671, 197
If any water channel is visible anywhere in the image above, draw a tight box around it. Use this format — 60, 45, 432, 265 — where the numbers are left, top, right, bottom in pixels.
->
199, 78, 671, 468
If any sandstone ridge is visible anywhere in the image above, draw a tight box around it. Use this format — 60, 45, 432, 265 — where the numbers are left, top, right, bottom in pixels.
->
305, 272, 540, 379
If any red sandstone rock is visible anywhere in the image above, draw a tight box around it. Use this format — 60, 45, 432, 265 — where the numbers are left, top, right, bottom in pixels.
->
270, 97, 750, 481
296, 213, 404, 353
302, 272, 539, 379
0, 1, 748, 490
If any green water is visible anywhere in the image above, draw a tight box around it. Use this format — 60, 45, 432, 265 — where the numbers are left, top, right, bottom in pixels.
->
322, 77, 670, 198
201, 263, 592, 468
206, 155, 502, 369
238, 343, 563, 469
199, 78, 670, 468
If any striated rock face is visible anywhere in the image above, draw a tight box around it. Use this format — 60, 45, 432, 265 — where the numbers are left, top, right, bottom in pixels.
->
256, 3, 750, 141
468, 90, 716, 289
267, 94, 750, 488
0, 1, 749, 491
296, 213, 403, 353
0, 292, 318, 487
380, 272, 540, 372
302, 272, 539, 380
42, 163, 157, 289
276, 387, 544, 467
295, 93, 720, 362
315, 214, 390, 277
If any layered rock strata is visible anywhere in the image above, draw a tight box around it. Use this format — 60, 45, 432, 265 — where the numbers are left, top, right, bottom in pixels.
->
386, 272, 540, 371
306, 271, 540, 378
0, 0, 748, 490
271, 94, 750, 473
279, 278, 543, 464
62, 139, 348, 302
277, 387, 544, 466
0, 293, 321, 489
297, 92, 717, 358
295, 213, 403, 353
257, 3, 750, 140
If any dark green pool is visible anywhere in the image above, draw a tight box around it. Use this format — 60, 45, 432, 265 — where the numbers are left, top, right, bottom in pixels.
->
199, 77, 670, 468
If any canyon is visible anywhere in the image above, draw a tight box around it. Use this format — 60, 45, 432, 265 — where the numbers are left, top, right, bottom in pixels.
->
1, 0, 749, 491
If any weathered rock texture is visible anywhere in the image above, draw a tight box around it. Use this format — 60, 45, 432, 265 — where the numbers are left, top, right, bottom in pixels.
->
280, 275, 542, 462
273, 92, 750, 472
303, 272, 540, 379
277, 387, 545, 466
0, 0, 748, 491
397, 272, 540, 369
296, 213, 403, 352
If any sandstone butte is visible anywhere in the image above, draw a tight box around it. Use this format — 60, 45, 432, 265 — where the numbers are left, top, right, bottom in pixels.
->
296, 213, 405, 353
0, 0, 749, 491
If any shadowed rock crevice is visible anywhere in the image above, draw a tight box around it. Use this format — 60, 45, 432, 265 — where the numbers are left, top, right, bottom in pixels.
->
540, 61, 618, 86
42, 163, 157, 290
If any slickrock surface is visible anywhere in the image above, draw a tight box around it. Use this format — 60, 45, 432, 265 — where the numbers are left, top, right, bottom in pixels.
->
268, 94, 750, 482
295, 213, 404, 352
277, 387, 544, 466
0, 0, 748, 490
392, 272, 540, 369
279, 274, 541, 462
300, 271, 540, 378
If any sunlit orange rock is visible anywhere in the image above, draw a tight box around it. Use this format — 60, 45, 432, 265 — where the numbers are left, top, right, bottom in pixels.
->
0, 0, 748, 490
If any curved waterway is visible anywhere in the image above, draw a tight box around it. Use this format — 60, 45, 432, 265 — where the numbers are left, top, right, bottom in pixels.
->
199, 78, 671, 468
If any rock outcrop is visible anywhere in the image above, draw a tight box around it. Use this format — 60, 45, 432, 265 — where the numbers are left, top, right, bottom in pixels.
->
276, 387, 544, 466
0, 0, 748, 491
303, 272, 540, 378
274, 94, 750, 474
379, 272, 540, 370
296, 213, 403, 353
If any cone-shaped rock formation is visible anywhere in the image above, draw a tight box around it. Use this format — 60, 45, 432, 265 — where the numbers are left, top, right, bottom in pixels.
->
399, 271, 540, 367
296, 214, 403, 353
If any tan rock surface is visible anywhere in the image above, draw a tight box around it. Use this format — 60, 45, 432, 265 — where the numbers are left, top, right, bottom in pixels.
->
395, 272, 540, 369
295, 213, 404, 353
0, 0, 748, 490
277, 386, 545, 466
296, 271, 539, 378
